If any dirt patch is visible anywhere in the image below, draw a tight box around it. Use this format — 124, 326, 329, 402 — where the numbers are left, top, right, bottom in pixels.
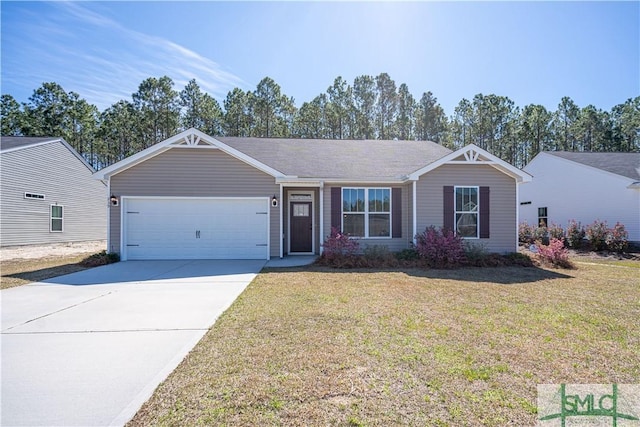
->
0, 240, 106, 261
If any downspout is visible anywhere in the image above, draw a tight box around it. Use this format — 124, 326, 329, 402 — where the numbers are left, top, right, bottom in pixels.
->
106, 178, 111, 253
412, 180, 417, 245
319, 181, 324, 255
279, 183, 283, 259
515, 180, 520, 252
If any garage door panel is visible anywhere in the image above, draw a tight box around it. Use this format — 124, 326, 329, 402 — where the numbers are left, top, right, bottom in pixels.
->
124, 198, 268, 260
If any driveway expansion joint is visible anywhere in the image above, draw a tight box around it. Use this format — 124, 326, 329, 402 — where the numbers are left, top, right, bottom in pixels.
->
1, 291, 114, 332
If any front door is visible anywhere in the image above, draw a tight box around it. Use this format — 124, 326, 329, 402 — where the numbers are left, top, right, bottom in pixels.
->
290, 202, 312, 253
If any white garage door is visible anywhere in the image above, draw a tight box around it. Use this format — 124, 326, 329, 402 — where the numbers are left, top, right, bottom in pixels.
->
123, 198, 269, 260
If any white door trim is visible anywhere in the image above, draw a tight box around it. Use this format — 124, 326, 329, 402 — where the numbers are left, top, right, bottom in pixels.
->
287, 190, 315, 255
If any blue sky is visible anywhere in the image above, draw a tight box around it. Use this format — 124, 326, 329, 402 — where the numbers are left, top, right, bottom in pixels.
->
1, 1, 638, 116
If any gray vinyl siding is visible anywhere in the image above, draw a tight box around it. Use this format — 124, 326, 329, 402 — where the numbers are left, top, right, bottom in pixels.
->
0, 142, 107, 247
322, 183, 413, 252
109, 147, 280, 257
416, 164, 517, 253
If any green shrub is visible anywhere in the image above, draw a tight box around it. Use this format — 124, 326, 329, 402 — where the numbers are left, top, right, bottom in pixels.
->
547, 223, 565, 241
504, 252, 535, 267
532, 226, 549, 245
80, 250, 120, 267
518, 222, 535, 245
464, 241, 489, 263
395, 248, 420, 261
566, 220, 585, 249
586, 220, 608, 251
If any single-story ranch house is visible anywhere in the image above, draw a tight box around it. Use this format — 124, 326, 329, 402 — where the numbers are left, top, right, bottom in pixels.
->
520, 151, 640, 242
94, 128, 531, 260
1, 136, 107, 247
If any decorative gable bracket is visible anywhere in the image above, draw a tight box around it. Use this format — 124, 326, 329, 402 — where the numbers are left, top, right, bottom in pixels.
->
463, 148, 481, 162
407, 143, 532, 183
171, 132, 217, 147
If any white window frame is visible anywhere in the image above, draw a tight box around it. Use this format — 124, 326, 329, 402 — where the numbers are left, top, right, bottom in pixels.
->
50, 204, 64, 233
538, 207, 548, 227
454, 186, 479, 239
342, 187, 392, 239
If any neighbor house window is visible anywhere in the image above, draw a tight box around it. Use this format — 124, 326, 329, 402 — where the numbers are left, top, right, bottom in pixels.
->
342, 188, 390, 238
455, 186, 478, 238
538, 207, 548, 227
50, 205, 63, 232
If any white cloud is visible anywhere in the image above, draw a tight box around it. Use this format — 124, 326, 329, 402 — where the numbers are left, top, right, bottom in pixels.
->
4, 2, 248, 111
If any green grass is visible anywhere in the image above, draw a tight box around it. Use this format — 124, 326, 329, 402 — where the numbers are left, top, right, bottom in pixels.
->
128, 262, 639, 426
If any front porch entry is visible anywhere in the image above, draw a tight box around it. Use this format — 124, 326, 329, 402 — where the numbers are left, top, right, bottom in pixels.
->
288, 191, 315, 254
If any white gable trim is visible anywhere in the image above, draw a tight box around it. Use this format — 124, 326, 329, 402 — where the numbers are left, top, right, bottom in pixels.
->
408, 144, 532, 183
93, 128, 289, 180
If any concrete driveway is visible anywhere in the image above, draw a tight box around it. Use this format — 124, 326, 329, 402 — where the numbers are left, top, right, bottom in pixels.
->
1, 259, 265, 427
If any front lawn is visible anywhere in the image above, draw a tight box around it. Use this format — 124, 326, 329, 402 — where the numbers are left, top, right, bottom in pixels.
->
1, 255, 91, 289
129, 262, 639, 426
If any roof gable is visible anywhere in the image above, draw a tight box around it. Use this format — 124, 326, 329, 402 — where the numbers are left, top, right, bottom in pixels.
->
0, 136, 62, 153
93, 129, 288, 180
408, 144, 532, 182
545, 151, 640, 181
0, 136, 97, 173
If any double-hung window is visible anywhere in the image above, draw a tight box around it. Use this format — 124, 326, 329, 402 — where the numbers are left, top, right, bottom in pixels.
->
50, 205, 63, 232
538, 207, 548, 227
455, 186, 478, 238
342, 188, 390, 237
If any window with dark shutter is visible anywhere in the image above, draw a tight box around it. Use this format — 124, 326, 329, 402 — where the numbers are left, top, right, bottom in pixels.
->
479, 187, 490, 238
331, 187, 342, 231
443, 186, 454, 232
392, 188, 402, 238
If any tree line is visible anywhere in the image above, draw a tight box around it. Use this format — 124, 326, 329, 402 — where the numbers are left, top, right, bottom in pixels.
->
1, 73, 638, 170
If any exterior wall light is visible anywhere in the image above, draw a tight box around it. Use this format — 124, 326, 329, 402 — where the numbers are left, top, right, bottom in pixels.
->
110, 194, 119, 206
271, 195, 278, 208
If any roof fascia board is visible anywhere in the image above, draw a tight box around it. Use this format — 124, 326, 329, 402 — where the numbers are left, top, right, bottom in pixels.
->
0, 138, 61, 154
408, 144, 532, 183
545, 152, 636, 183
94, 128, 289, 180
276, 178, 407, 185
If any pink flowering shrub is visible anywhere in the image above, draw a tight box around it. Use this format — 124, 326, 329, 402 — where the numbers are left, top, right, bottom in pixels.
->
536, 238, 572, 268
319, 227, 360, 266
606, 222, 628, 253
415, 226, 466, 268
586, 220, 609, 251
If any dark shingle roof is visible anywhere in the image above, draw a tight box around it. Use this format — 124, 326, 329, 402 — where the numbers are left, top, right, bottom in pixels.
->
217, 137, 452, 180
0, 136, 61, 152
547, 151, 640, 181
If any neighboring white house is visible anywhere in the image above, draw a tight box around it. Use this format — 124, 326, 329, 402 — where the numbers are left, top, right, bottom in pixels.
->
519, 151, 640, 242
0, 136, 107, 247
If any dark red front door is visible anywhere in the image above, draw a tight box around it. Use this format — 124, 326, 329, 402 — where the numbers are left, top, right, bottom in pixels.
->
290, 202, 312, 252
